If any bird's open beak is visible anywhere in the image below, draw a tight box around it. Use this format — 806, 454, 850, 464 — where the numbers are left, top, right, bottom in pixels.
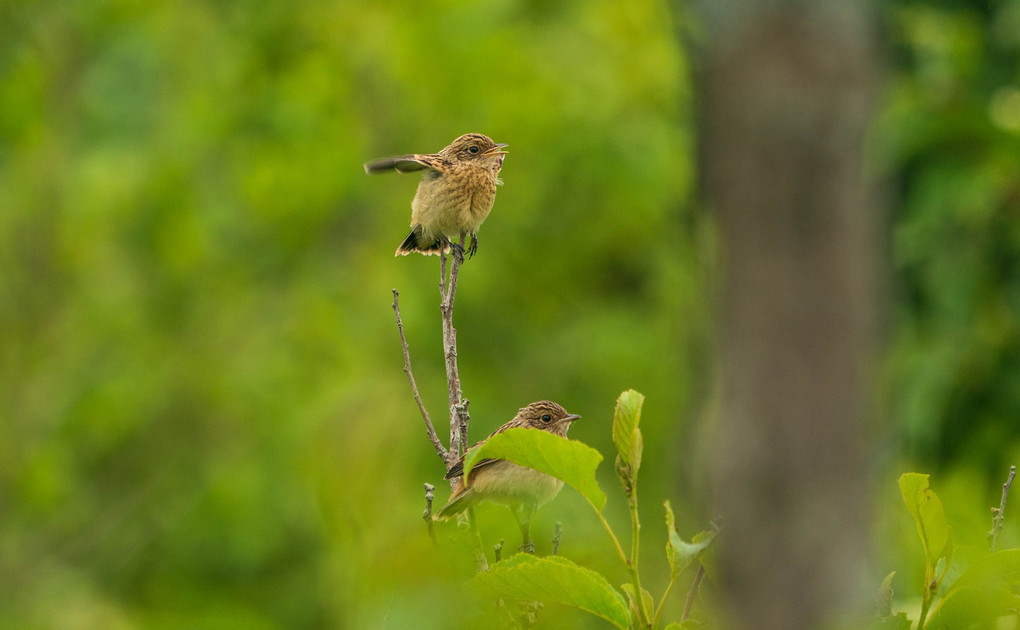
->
563, 414, 581, 423
484, 143, 508, 156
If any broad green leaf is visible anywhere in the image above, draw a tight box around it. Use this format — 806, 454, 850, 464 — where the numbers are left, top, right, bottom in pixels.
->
924, 587, 1020, 629
926, 549, 1020, 627
612, 390, 644, 477
466, 554, 630, 629
942, 549, 1020, 592
898, 473, 951, 568
463, 427, 606, 510
665, 500, 716, 579
621, 583, 654, 622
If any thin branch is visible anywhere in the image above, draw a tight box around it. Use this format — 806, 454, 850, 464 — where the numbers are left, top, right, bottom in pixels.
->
681, 564, 706, 623
397, 237, 478, 568
439, 246, 447, 296
552, 522, 563, 556
439, 237, 470, 458
422, 483, 439, 547
455, 399, 470, 459
392, 289, 447, 462
990, 465, 1017, 552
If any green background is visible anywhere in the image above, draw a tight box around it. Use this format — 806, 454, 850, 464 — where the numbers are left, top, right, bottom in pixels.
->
2, 0, 1018, 627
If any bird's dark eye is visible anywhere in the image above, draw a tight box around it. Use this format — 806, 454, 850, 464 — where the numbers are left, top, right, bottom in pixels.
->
541, 414, 552, 423
468, 146, 479, 154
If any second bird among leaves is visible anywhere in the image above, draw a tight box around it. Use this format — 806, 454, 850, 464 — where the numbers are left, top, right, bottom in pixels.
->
436, 401, 580, 551
364, 133, 508, 259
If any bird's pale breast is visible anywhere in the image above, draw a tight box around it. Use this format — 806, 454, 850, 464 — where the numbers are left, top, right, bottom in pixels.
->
470, 460, 565, 510
411, 163, 498, 242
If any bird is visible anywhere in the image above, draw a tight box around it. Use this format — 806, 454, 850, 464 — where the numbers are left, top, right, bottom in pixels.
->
364, 133, 508, 259
436, 400, 580, 552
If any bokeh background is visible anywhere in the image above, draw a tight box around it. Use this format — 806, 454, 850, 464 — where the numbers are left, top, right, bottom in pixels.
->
2, 0, 1019, 628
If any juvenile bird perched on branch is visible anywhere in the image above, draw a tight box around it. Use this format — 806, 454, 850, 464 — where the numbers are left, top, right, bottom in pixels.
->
436, 400, 580, 551
364, 133, 508, 259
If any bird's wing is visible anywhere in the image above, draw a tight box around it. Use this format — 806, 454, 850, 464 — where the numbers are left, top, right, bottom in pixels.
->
363, 153, 445, 174
444, 455, 500, 480
444, 421, 521, 480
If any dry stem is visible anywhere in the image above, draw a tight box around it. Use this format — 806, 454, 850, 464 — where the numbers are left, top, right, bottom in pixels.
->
392, 289, 448, 463
394, 236, 476, 552
682, 564, 706, 622
989, 465, 1016, 552
422, 483, 439, 547
439, 239, 471, 458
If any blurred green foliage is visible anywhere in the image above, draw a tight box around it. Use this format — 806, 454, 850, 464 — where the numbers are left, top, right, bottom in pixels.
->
1, 0, 1018, 627
1, 1, 704, 627
878, 0, 1020, 471
873, 2, 1020, 609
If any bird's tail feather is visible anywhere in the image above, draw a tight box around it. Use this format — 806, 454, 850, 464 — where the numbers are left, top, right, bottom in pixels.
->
395, 226, 450, 256
435, 486, 473, 520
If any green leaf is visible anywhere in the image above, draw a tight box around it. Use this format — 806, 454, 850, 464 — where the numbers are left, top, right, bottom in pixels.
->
942, 549, 1020, 592
924, 588, 1020, 629
463, 427, 606, 511
621, 583, 654, 622
877, 571, 896, 617
612, 390, 644, 478
466, 554, 631, 629
665, 500, 681, 577
898, 473, 951, 569
665, 500, 716, 579
926, 549, 1020, 628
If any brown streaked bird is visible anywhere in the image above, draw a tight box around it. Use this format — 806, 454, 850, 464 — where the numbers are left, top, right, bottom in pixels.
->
363, 133, 508, 258
436, 401, 580, 551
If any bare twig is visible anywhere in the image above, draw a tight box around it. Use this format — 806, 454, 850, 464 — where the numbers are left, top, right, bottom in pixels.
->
422, 483, 439, 547
682, 564, 706, 623
397, 237, 480, 566
989, 465, 1016, 552
392, 289, 448, 462
455, 398, 470, 459
552, 522, 563, 556
439, 246, 447, 296
438, 243, 470, 457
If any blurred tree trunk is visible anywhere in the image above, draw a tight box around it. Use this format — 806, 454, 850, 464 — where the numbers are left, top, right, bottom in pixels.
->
695, 2, 879, 627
